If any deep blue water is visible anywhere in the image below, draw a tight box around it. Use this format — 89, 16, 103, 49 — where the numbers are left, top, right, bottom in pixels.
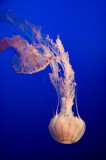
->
0, 0, 105, 160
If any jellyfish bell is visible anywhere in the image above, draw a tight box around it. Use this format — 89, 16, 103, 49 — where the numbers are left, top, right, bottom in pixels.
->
49, 113, 86, 144
49, 97, 86, 144
0, 35, 53, 74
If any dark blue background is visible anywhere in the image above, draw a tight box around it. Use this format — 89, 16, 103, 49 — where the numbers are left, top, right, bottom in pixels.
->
0, 0, 105, 160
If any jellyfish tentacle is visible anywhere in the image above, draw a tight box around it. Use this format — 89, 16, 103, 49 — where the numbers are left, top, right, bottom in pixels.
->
0, 9, 41, 44
75, 90, 80, 118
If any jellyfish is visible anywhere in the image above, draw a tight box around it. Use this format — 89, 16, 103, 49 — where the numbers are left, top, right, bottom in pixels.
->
0, 9, 86, 144
0, 35, 52, 74
47, 37, 86, 144
0, 9, 52, 74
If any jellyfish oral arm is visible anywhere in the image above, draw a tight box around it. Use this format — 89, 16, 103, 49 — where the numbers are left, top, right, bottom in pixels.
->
49, 37, 76, 115
60, 97, 73, 115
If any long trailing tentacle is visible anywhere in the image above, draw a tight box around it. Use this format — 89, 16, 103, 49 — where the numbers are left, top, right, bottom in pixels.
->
0, 9, 42, 44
